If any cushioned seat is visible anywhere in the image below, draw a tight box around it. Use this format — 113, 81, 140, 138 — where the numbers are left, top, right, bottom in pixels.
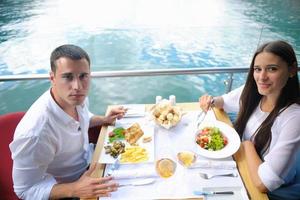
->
0, 112, 25, 200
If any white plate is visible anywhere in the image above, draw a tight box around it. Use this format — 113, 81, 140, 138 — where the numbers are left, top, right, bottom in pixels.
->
99, 122, 154, 164
195, 120, 241, 159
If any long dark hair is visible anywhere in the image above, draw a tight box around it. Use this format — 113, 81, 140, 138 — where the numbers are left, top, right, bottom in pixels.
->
234, 40, 300, 157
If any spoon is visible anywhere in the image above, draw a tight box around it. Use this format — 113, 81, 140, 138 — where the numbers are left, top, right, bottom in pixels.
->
119, 178, 156, 187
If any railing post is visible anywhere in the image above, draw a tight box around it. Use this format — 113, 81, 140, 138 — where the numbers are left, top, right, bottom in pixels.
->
224, 73, 234, 93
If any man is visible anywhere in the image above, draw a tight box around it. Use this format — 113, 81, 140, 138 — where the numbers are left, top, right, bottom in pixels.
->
10, 44, 125, 199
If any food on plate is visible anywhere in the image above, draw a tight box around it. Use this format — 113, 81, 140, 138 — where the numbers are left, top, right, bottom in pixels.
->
104, 141, 125, 158
152, 102, 181, 129
143, 136, 152, 143
156, 158, 177, 178
177, 151, 196, 167
120, 146, 149, 163
124, 123, 144, 145
195, 127, 228, 151
108, 127, 125, 143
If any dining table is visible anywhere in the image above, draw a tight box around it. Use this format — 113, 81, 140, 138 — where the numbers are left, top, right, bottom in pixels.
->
82, 102, 269, 200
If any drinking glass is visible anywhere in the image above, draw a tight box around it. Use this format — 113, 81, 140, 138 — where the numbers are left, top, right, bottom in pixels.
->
155, 148, 177, 178
177, 150, 197, 168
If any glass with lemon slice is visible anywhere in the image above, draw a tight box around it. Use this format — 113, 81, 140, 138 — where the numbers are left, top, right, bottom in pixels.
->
156, 158, 177, 178
155, 148, 177, 178
177, 151, 197, 168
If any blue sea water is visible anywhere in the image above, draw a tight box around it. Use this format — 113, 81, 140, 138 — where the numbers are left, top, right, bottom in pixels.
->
0, 0, 300, 114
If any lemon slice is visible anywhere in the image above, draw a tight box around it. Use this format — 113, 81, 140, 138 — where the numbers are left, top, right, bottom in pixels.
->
156, 158, 176, 178
177, 151, 196, 167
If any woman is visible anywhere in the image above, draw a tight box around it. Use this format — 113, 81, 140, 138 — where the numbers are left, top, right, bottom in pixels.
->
199, 40, 300, 200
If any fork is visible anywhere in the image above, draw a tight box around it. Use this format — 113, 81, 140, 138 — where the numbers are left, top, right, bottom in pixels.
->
199, 171, 238, 179
196, 110, 207, 129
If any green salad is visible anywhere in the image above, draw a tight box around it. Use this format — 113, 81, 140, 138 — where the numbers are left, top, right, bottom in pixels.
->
108, 127, 125, 143
195, 127, 228, 151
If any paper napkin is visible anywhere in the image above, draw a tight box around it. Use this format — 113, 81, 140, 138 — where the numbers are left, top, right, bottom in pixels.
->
123, 104, 146, 117
189, 160, 236, 170
109, 168, 158, 179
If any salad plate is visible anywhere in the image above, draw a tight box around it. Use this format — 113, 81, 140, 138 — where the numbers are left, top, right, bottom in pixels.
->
195, 120, 241, 159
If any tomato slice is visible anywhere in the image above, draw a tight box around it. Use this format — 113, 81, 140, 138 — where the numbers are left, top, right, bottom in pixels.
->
108, 132, 115, 137
223, 137, 228, 145
202, 137, 209, 144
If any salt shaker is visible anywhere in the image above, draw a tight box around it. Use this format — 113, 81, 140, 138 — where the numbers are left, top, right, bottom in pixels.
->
169, 95, 176, 106
156, 96, 162, 104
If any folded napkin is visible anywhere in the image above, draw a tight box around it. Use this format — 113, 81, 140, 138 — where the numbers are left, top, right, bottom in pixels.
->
123, 104, 146, 117
189, 160, 236, 170
110, 168, 158, 179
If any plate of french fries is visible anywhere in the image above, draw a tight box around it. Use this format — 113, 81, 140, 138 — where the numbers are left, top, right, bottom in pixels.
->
99, 122, 155, 164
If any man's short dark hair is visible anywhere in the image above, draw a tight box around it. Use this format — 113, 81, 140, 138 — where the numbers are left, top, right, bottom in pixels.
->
50, 44, 91, 73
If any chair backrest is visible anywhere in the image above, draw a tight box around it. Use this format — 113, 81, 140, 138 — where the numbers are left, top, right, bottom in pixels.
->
88, 125, 101, 144
0, 112, 25, 200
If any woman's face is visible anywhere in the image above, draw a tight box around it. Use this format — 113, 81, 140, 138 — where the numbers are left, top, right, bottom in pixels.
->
253, 52, 290, 100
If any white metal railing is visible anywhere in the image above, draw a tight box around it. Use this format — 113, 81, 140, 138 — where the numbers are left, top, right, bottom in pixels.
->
1, 67, 299, 93
0, 67, 249, 81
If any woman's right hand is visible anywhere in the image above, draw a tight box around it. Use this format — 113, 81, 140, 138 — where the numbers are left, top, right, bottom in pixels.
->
199, 95, 214, 112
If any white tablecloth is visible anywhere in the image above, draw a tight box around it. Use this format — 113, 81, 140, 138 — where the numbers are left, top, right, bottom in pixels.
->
100, 109, 249, 200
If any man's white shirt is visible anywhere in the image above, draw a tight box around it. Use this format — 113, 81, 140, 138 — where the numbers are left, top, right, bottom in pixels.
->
10, 89, 93, 200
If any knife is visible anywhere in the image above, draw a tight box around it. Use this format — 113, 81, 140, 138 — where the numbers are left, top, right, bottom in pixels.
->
193, 191, 234, 195
119, 178, 156, 187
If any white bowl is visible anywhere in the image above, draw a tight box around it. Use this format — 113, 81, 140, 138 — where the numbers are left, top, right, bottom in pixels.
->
151, 101, 182, 129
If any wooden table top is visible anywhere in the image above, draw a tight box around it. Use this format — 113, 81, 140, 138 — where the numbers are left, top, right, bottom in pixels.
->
82, 102, 269, 200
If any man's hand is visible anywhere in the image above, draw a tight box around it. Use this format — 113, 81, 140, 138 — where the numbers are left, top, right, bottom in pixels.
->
50, 164, 118, 199
89, 106, 127, 128
103, 106, 127, 125
71, 164, 119, 198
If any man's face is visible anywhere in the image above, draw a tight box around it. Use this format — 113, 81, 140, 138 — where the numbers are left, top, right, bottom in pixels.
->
50, 57, 90, 109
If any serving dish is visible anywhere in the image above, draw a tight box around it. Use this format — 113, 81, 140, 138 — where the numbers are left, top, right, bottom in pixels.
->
195, 120, 241, 159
